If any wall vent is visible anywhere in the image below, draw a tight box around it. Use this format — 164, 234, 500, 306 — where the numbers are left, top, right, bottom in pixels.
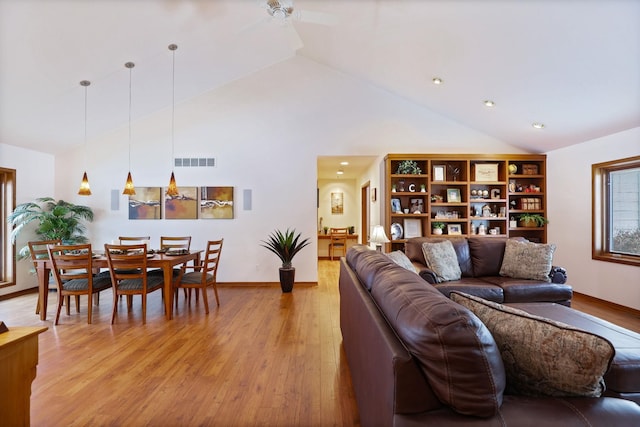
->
174, 158, 215, 167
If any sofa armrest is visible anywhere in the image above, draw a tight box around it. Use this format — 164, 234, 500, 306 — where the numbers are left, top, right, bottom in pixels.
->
550, 266, 567, 284
419, 268, 438, 284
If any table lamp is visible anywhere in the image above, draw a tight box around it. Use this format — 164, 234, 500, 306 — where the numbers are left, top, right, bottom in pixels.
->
370, 225, 390, 252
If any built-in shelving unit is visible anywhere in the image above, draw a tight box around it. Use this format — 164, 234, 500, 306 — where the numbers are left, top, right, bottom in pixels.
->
382, 154, 547, 252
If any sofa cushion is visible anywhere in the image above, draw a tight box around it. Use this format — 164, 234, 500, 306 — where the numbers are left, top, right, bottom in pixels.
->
450, 292, 614, 398
482, 277, 573, 304
421, 241, 462, 282
468, 237, 509, 277
499, 239, 556, 282
434, 279, 504, 303
406, 237, 473, 277
386, 250, 418, 273
370, 267, 506, 417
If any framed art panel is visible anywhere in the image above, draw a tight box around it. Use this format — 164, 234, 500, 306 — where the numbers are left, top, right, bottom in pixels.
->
128, 187, 161, 220
433, 165, 446, 182
331, 192, 344, 214
200, 186, 234, 219
165, 186, 198, 219
475, 163, 499, 182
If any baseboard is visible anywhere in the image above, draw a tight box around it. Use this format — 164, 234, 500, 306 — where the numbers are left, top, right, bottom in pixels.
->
0, 287, 39, 302
218, 282, 317, 287
573, 292, 640, 316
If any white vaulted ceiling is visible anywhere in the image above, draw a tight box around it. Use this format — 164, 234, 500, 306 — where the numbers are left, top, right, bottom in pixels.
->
1, 0, 638, 162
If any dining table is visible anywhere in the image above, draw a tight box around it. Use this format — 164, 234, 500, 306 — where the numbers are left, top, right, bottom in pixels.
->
32, 249, 202, 321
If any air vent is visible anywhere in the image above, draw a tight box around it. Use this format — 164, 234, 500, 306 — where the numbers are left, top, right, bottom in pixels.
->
174, 158, 215, 167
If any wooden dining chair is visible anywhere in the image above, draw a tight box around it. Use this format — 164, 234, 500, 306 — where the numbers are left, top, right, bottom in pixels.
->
173, 239, 223, 314
28, 239, 80, 315
47, 243, 112, 324
104, 243, 164, 324
118, 236, 151, 245
160, 236, 191, 252
328, 227, 349, 260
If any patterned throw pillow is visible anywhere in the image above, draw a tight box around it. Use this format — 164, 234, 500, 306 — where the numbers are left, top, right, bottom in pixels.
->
499, 239, 556, 282
386, 251, 418, 273
421, 240, 462, 282
450, 291, 614, 398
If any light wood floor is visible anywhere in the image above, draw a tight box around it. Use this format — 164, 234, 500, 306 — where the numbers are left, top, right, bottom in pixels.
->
1, 261, 638, 426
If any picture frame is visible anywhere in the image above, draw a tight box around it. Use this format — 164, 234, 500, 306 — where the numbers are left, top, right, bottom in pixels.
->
409, 198, 424, 214
391, 198, 402, 213
446, 188, 461, 203
447, 224, 462, 235
403, 218, 423, 238
475, 163, 499, 182
371, 188, 377, 202
331, 192, 344, 214
433, 165, 445, 182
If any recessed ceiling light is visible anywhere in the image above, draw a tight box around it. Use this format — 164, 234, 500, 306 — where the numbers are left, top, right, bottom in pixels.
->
340, 161, 349, 166
432, 77, 443, 85
532, 122, 545, 129
483, 100, 495, 107
337, 170, 344, 175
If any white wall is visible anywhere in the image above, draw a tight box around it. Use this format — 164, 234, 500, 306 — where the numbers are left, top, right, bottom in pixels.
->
0, 143, 55, 296
9, 56, 524, 289
547, 127, 640, 310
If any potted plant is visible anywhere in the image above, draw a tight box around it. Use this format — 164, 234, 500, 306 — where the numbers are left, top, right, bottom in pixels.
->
261, 228, 311, 293
396, 160, 422, 175
518, 213, 549, 228
432, 221, 445, 235
8, 197, 94, 260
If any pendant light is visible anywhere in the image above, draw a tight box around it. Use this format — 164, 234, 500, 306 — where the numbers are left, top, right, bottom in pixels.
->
166, 44, 179, 197
77, 80, 92, 196
122, 61, 136, 195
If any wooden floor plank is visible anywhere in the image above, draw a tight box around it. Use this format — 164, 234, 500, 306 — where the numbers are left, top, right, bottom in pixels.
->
1, 260, 638, 426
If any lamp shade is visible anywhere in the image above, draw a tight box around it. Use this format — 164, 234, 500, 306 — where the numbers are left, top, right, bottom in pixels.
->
78, 171, 91, 196
370, 225, 390, 245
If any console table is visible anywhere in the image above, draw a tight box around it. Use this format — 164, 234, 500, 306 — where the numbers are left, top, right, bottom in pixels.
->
0, 326, 48, 426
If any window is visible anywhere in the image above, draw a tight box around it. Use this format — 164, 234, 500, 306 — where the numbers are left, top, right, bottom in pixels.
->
592, 156, 640, 266
0, 168, 16, 287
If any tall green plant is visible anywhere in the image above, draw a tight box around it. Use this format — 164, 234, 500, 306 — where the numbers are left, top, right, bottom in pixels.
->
260, 228, 311, 269
7, 197, 94, 259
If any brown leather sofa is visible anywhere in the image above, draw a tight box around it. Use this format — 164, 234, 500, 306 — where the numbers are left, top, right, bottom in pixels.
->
340, 245, 640, 427
405, 236, 573, 306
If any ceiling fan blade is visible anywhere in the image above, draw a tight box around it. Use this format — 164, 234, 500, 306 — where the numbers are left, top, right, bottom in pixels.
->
294, 9, 339, 26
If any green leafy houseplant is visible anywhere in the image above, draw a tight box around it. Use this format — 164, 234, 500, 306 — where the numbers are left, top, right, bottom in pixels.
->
8, 197, 94, 259
396, 160, 422, 175
518, 213, 549, 228
432, 222, 445, 229
261, 228, 311, 293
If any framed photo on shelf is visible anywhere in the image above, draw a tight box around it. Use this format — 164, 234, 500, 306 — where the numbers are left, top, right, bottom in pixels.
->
409, 198, 424, 214
446, 188, 461, 203
475, 163, 499, 182
433, 165, 446, 182
391, 198, 402, 213
447, 224, 462, 235
403, 218, 422, 238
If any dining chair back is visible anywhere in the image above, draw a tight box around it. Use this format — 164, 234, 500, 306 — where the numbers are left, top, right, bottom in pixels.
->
47, 243, 112, 324
328, 227, 349, 260
160, 236, 191, 251
28, 239, 76, 315
174, 239, 223, 314
104, 243, 164, 324
118, 236, 151, 246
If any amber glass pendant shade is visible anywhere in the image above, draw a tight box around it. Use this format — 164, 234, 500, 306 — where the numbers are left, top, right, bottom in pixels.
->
78, 171, 91, 196
167, 171, 178, 196
123, 171, 136, 195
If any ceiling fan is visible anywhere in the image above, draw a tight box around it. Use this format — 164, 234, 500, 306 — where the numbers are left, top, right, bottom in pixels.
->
245, 0, 338, 50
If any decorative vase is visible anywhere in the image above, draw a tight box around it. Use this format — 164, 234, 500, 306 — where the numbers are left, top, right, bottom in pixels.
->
279, 267, 295, 293
433, 228, 443, 235
520, 219, 537, 228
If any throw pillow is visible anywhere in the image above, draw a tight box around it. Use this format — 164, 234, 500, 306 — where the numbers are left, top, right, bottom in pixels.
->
499, 239, 556, 282
421, 240, 462, 282
386, 250, 418, 273
450, 291, 614, 398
